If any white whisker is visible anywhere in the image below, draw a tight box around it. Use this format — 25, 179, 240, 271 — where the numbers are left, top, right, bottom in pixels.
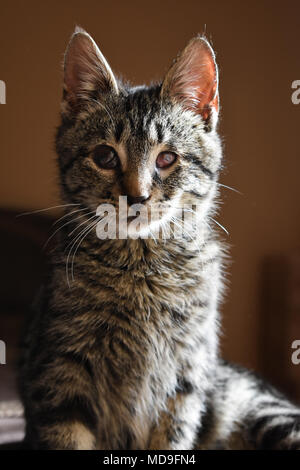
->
70, 218, 100, 283
43, 210, 95, 250
207, 216, 229, 235
52, 207, 89, 227
16, 204, 80, 217
217, 183, 242, 195
66, 215, 100, 286
67, 211, 98, 237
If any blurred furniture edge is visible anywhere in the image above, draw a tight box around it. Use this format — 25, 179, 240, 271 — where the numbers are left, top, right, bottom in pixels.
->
0, 208, 54, 449
0, 401, 25, 447
260, 254, 300, 402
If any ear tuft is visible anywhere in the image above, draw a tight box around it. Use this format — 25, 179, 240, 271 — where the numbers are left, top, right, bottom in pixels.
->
63, 28, 118, 114
161, 36, 219, 126
74, 25, 86, 35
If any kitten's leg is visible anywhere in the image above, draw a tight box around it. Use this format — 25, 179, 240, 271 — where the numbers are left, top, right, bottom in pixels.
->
23, 353, 99, 450
147, 380, 202, 450
197, 360, 300, 450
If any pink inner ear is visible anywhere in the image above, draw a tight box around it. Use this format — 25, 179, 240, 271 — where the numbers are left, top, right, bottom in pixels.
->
64, 31, 118, 109
167, 39, 219, 120
64, 34, 100, 103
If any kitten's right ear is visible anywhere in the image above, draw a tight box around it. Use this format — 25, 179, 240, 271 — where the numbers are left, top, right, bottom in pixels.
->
62, 27, 118, 115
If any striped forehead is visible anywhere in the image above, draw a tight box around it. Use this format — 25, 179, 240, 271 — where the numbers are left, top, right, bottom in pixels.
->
110, 89, 175, 167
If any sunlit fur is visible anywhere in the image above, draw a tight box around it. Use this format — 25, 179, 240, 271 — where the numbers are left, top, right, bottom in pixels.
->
19, 30, 300, 450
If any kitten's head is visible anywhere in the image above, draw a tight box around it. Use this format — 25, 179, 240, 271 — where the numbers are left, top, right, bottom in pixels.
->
56, 28, 222, 239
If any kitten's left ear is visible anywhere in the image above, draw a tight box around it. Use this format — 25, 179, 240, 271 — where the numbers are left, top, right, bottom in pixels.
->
161, 37, 219, 128
63, 27, 118, 115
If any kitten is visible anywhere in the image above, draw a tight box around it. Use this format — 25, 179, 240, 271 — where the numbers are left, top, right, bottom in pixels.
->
19, 27, 300, 450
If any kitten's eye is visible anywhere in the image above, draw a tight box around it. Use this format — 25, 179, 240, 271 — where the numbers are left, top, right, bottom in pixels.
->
92, 145, 119, 170
156, 151, 177, 169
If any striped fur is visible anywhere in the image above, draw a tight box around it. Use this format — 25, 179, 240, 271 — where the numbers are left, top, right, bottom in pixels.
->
19, 29, 300, 450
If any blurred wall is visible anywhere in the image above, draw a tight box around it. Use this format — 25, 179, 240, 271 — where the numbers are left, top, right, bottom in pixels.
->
0, 0, 300, 372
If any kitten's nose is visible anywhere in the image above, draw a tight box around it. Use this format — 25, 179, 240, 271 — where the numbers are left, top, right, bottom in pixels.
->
127, 194, 150, 206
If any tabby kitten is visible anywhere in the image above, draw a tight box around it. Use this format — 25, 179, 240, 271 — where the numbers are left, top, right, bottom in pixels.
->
19, 28, 300, 450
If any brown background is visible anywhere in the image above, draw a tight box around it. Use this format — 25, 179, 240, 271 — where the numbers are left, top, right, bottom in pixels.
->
0, 1, 299, 379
